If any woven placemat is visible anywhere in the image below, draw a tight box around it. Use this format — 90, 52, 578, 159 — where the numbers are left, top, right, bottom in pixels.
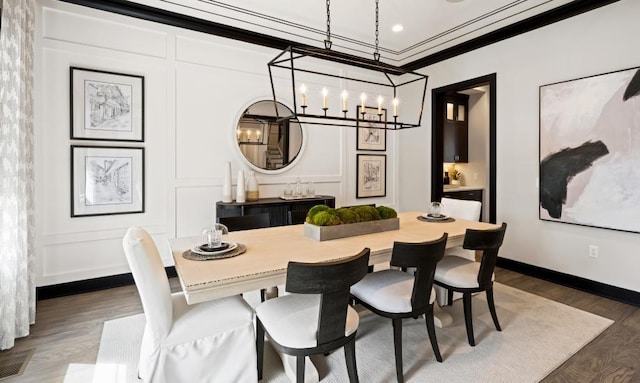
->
416, 215, 456, 223
182, 243, 247, 261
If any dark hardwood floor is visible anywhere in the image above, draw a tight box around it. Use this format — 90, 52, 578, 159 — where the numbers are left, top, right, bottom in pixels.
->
2, 270, 638, 382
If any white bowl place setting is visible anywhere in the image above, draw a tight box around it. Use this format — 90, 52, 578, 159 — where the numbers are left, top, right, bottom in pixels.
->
419, 201, 454, 222
184, 223, 246, 260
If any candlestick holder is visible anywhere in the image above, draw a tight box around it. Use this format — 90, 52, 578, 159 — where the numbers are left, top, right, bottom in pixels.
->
300, 105, 307, 115
342, 110, 348, 118
322, 107, 328, 117
377, 112, 383, 121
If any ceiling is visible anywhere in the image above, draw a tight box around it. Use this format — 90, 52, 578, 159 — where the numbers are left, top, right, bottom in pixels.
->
65, 0, 617, 69
124, 0, 582, 66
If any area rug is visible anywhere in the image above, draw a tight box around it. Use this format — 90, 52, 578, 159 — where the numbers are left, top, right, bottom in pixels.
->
65, 283, 613, 383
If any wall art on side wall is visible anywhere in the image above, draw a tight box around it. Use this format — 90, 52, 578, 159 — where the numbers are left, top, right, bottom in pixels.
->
356, 154, 386, 198
356, 105, 387, 151
70, 67, 144, 141
71, 145, 145, 217
539, 66, 640, 233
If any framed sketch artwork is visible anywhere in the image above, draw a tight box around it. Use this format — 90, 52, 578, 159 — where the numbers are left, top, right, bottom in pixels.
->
356, 105, 387, 151
71, 145, 145, 217
70, 67, 144, 141
356, 154, 386, 198
539, 66, 640, 233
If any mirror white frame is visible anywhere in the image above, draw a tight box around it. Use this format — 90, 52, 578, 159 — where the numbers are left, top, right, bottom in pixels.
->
233, 98, 306, 174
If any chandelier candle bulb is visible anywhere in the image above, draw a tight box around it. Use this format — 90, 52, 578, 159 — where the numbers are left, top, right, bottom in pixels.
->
322, 87, 328, 109
393, 98, 399, 117
341, 90, 348, 112
360, 92, 366, 111
377, 95, 383, 115
300, 84, 307, 107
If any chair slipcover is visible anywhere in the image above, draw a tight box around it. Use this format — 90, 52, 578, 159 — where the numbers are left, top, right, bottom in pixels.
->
437, 198, 482, 305
123, 227, 257, 383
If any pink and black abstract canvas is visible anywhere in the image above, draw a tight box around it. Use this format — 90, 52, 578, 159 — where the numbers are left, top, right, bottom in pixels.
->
539, 66, 640, 233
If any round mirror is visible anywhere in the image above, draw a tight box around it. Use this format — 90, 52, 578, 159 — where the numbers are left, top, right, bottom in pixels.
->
236, 100, 303, 173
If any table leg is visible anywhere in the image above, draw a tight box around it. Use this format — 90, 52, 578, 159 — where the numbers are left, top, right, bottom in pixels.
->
433, 304, 453, 328
280, 354, 319, 383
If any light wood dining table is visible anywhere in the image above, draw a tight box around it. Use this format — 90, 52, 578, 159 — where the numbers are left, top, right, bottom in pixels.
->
169, 211, 496, 305
168, 211, 497, 383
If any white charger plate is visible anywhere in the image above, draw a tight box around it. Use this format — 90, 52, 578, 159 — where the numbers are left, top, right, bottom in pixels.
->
421, 213, 449, 221
191, 241, 237, 256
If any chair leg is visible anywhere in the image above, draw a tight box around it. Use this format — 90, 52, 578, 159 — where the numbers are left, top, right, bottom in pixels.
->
447, 289, 454, 306
296, 355, 305, 383
462, 292, 475, 347
256, 319, 265, 380
425, 304, 443, 362
486, 287, 502, 331
392, 318, 404, 383
344, 337, 360, 383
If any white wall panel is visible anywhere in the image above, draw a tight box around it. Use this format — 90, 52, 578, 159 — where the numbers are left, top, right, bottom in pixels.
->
42, 7, 167, 58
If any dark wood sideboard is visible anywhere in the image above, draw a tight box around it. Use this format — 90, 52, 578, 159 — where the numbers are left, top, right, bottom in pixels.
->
216, 195, 335, 227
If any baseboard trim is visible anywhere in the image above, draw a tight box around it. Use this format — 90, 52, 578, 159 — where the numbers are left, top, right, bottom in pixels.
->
36, 267, 177, 300
497, 257, 640, 307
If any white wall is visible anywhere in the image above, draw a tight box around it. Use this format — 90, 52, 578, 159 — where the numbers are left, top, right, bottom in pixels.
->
34, 0, 399, 286
399, 0, 640, 292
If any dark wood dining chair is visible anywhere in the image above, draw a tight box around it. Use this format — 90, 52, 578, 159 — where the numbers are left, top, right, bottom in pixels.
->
287, 210, 308, 225
219, 213, 270, 231
433, 223, 507, 346
350, 234, 448, 383
220, 213, 271, 301
255, 248, 371, 383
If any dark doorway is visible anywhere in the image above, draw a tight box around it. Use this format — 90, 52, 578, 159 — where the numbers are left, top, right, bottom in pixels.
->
431, 73, 497, 223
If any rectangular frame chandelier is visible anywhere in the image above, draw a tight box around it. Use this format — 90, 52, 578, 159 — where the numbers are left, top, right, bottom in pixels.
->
268, 45, 428, 130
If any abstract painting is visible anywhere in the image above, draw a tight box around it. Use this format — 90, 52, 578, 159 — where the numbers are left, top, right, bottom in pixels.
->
539, 66, 640, 233
71, 67, 144, 142
71, 145, 144, 217
357, 154, 386, 198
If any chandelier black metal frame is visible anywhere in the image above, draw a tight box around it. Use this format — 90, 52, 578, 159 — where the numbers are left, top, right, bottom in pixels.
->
267, 0, 428, 130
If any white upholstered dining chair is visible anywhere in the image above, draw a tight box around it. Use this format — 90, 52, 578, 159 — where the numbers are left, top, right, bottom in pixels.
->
436, 197, 482, 306
122, 227, 257, 383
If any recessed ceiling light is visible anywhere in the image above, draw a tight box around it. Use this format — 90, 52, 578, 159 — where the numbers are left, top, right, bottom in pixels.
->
392, 24, 404, 32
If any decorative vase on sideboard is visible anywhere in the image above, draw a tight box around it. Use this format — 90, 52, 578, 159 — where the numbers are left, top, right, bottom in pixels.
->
222, 161, 232, 203
246, 171, 259, 201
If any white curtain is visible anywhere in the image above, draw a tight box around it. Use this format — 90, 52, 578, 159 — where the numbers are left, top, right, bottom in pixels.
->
0, 0, 36, 350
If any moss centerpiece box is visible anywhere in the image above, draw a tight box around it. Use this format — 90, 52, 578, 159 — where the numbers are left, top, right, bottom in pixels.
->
303, 205, 399, 241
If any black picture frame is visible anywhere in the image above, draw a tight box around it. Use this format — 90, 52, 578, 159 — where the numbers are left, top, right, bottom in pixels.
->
356, 153, 386, 198
71, 145, 145, 217
356, 105, 387, 151
70, 67, 144, 142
